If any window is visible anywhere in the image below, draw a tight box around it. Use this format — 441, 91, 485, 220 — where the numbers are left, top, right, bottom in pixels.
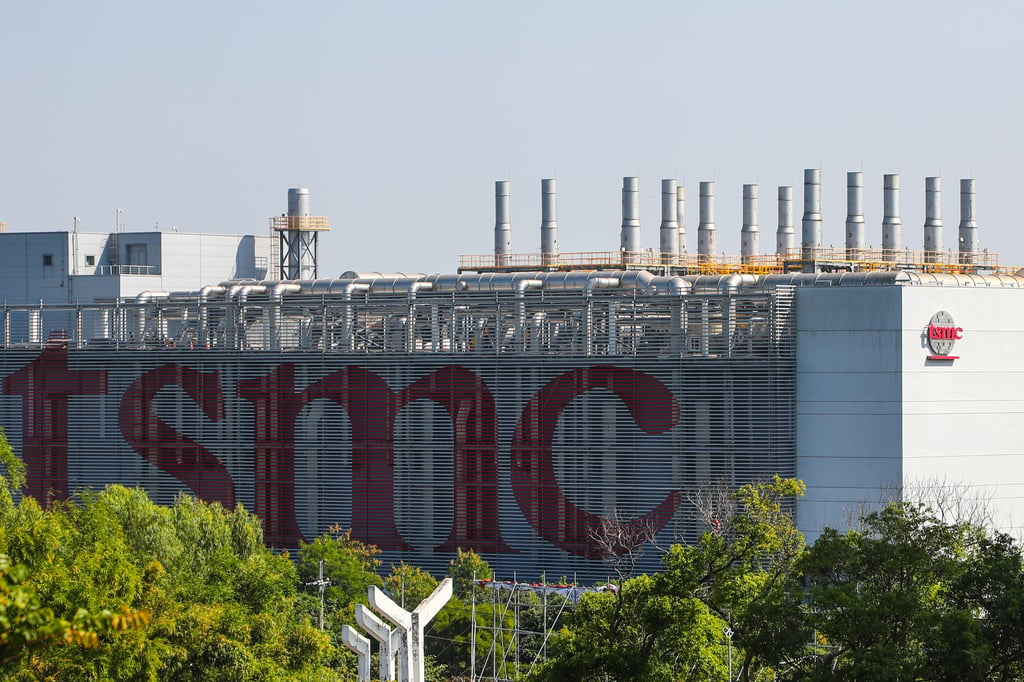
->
42, 254, 53, 266
126, 244, 148, 266
85, 255, 95, 266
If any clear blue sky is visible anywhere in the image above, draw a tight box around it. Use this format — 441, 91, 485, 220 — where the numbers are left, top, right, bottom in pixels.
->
2, 1, 1022, 275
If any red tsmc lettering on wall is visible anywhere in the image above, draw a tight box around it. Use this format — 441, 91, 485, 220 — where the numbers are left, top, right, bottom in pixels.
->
927, 325, 963, 340
3, 348, 679, 558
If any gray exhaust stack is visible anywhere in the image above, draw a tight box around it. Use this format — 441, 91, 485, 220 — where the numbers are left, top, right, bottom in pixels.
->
958, 178, 978, 265
741, 184, 759, 261
494, 181, 511, 267
287, 187, 310, 217
882, 174, 902, 260
677, 186, 687, 253
698, 182, 717, 261
660, 179, 679, 262
845, 172, 865, 259
924, 177, 942, 263
541, 179, 558, 266
776, 186, 794, 255
621, 177, 641, 264
801, 169, 822, 258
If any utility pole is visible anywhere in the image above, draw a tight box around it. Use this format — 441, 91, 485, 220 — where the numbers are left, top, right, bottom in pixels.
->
306, 559, 331, 631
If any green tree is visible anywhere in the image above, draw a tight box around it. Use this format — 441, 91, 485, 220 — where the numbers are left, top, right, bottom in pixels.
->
531, 476, 806, 682
792, 501, 1024, 682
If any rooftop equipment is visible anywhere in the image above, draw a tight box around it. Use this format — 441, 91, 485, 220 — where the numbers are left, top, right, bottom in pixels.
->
270, 188, 330, 280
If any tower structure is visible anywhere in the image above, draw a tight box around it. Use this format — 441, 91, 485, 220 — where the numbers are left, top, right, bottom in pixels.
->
270, 187, 331, 280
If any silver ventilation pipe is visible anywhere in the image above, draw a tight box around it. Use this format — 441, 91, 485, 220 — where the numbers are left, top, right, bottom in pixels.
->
227, 284, 267, 349
845, 171, 865, 259
801, 169, 822, 258
287, 187, 310, 217
776, 186, 794, 255
540, 179, 558, 266
660, 179, 679, 262
959, 179, 978, 264
741, 184, 759, 261
198, 285, 226, 348
133, 291, 170, 346
494, 180, 511, 267
882, 173, 902, 260
340, 282, 370, 351
620, 177, 641, 264
924, 177, 943, 263
698, 181, 717, 261
677, 185, 686, 253
268, 282, 301, 351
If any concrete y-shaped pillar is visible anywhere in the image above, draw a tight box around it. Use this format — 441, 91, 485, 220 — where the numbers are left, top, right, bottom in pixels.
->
370, 578, 454, 682
356, 603, 406, 681
341, 625, 371, 682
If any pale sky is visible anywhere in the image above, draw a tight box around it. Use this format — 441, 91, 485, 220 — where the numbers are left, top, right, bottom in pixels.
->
3, 1, 1023, 276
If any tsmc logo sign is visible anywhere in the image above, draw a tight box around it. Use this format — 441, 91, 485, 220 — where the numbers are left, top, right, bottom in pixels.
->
926, 310, 962, 360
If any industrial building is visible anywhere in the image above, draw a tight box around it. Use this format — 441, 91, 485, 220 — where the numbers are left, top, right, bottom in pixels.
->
0, 175, 1020, 580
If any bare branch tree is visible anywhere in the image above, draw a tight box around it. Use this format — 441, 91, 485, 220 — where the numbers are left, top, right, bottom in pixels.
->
588, 509, 659, 584
684, 478, 738, 541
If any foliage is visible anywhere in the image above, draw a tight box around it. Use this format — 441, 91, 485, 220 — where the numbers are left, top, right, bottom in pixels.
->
0, 422, 343, 681
791, 502, 1024, 681
531, 476, 806, 682
297, 524, 383, 637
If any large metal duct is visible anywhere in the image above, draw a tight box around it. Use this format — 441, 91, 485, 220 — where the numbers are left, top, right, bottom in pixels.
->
698, 181, 717, 261
287, 187, 310, 217
801, 169, 822, 258
280, 187, 323, 280
741, 184, 759, 261
540, 179, 558, 266
924, 177, 942, 263
776, 186, 794, 255
620, 177, 641, 263
660, 179, 679, 261
677, 185, 687, 253
882, 174, 902, 260
844, 172, 865, 260
959, 178, 979, 264
494, 181, 511, 266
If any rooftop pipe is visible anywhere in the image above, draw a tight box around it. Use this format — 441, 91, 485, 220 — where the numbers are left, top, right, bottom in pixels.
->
882, 173, 902, 260
924, 177, 942, 263
494, 181, 511, 267
845, 171, 865, 259
801, 169, 822, 259
776, 186, 794, 255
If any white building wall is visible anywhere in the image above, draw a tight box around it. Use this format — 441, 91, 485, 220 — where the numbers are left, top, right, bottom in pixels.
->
797, 284, 1024, 542
0, 231, 271, 307
900, 286, 1024, 535
796, 286, 904, 540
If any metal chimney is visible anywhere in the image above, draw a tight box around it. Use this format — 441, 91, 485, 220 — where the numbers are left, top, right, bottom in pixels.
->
801, 169, 822, 259
621, 177, 641, 264
882, 174, 902, 260
287, 187, 310, 217
660, 179, 679, 262
958, 178, 978, 265
494, 181, 511, 267
698, 181, 717, 261
924, 177, 942, 263
776, 186, 794, 255
845, 172, 865, 259
273, 187, 330, 280
541, 178, 558, 266
677, 186, 687, 253
741, 184, 759, 262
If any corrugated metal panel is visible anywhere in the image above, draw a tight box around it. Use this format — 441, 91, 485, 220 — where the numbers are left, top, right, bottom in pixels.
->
0, 287, 795, 580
